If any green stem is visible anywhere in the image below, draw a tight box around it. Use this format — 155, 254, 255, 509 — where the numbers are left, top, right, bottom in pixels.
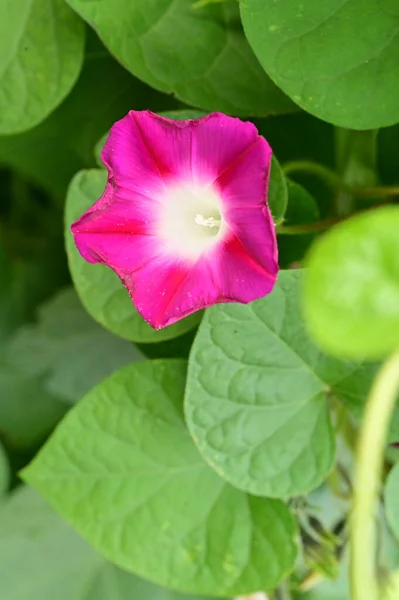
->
275, 581, 292, 600
276, 217, 341, 235
350, 350, 399, 600
283, 160, 399, 200
283, 161, 352, 194
355, 186, 399, 198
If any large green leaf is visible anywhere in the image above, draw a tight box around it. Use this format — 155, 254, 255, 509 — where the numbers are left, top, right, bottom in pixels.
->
84, 563, 226, 600
0, 486, 225, 600
65, 0, 294, 116
185, 270, 377, 498
0, 33, 175, 200
23, 360, 298, 596
240, 0, 399, 129
303, 206, 399, 359
65, 169, 202, 342
385, 463, 399, 542
6, 288, 143, 404
0, 0, 85, 134
0, 442, 8, 498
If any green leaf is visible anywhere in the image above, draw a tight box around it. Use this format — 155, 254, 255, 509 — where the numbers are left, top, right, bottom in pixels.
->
0, 243, 68, 340
65, 169, 202, 342
0, 33, 174, 200
385, 463, 399, 542
303, 206, 399, 360
65, 0, 294, 116
240, 0, 399, 129
22, 360, 298, 596
293, 552, 350, 600
94, 109, 207, 169
0, 486, 99, 600
0, 0, 85, 134
185, 269, 377, 498
0, 365, 67, 449
0, 486, 225, 600
6, 288, 144, 404
285, 181, 320, 225
268, 155, 288, 225
0, 441, 9, 498
84, 563, 227, 600
278, 180, 319, 267
383, 570, 399, 600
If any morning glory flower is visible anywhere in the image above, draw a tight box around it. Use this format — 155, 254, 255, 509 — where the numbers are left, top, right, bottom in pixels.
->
71, 111, 278, 329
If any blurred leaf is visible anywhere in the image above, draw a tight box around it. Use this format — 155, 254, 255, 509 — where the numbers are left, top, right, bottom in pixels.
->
23, 360, 298, 596
65, 169, 202, 342
240, 0, 399, 129
160, 110, 207, 120
0, 486, 99, 600
293, 552, 349, 600
383, 570, 399, 600
332, 363, 399, 444
185, 270, 376, 498
6, 288, 144, 404
65, 0, 294, 116
0, 241, 69, 340
378, 125, 399, 186
0, 0, 85, 134
278, 180, 320, 267
0, 441, 9, 498
303, 206, 399, 359
285, 181, 320, 226
268, 156, 288, 225
0, 36, 176, 201
0, 365, 67, 450
385, 463, 399, 542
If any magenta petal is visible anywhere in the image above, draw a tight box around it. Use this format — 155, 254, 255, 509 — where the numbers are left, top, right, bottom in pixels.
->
191, 113, 263, 184
101, 111, 168, 196
119, 240, 276, 329
71, 110, 279, 329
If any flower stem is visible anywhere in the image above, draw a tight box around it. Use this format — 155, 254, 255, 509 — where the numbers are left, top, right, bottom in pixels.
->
276, 217, 341, 235
283, 160, 399, 201
350, 350, 399, 600
355, 186, 399, 198
282, 161, 352, 194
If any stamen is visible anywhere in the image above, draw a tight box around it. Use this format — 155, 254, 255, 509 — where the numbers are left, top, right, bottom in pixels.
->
195, 214, 222, 228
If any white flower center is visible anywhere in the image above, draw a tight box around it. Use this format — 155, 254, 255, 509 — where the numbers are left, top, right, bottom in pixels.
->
157, 182, 227, 260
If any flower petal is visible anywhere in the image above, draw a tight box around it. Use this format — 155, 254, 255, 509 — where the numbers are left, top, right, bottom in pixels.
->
217, 135, 272, 209
217, 135, 278, 277
101, 112, 169, 197
73, 229, 164, 275
110, 238, 276, 329
72, 184, 159, 237
191, 113, 263, 184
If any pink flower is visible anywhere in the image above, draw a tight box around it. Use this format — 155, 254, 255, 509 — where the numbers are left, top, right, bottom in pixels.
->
71, 111, 278, 329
